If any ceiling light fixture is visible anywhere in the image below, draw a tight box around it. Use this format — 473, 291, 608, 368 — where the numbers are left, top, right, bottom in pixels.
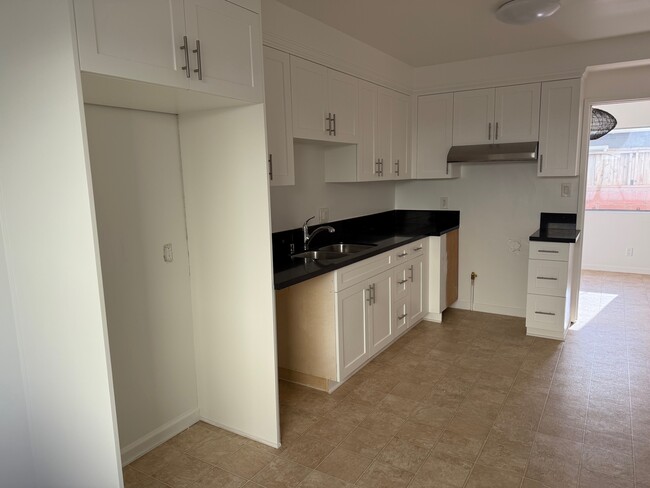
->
590, 108, 617, 140
496, 0, 561, 25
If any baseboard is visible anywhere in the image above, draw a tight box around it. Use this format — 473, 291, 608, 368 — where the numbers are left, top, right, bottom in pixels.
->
582, 264, 650, 275
451, 300, 526, 318
526, 327, 567, 341
120, 408, 200, 466
199, 417, 281, 449
424, 312, 443, 323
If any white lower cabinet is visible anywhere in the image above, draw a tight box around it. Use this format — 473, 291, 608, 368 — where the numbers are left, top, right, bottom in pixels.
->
337, 281, 372, 380
408, 255, 427, 324
525, 241, 575, 340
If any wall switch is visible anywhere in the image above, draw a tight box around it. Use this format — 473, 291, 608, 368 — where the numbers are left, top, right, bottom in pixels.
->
163, 243, 174, 263
561, 183, 571, 198
440, 197, 449, 209
626, 247, 634, 257
319, 207, 329, 223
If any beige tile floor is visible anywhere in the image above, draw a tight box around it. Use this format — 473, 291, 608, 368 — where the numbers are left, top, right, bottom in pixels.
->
125, 270, 650, 488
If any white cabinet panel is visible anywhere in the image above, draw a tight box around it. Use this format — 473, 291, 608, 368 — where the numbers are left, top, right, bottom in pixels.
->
185, 0, 263, 101
538, 79, 581, 177
263, 47, 294, 186
357, 81, 379, 181
529, 241, 570, 261
328, 70, 358, 143
337, 281, 371, 380
408, 255, 426, 325
291, 57, 329, 140
370, 270, 393, 354
416, 93, 458, 179
376, 88, 392, 178
74, 0, 188, 88
391, 92, 410, 179
453, 88, 495, 145
393, 297, 409, 336
394, 264, 409, 302
526, 294, 567, 332
494, 83, 541, 143
527, 259, 569, 297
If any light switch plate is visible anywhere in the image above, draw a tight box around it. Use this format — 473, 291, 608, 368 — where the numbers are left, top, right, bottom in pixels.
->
319, 207, 329, 223
163, 243, 173, 263
561, 183, 571, 198
441, 197, 449, 209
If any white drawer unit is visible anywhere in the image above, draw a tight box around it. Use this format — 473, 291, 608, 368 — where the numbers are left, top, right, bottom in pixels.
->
525, 240, 574, 341
393, 239, 425, 262
335, 251, 392, 292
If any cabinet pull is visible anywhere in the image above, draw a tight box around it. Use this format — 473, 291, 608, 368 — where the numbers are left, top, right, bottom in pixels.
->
397, 251, 408, 258
332, 113, 336, 136
180, 35, 191, 78
535, 311, 556, 316
325, 113, 333, 135
366, 287, 373, 304
446, 162, 449, 175
395, 160, 400, 176
538, 250, 559, 254
409, 265, 414, 282
375, 159, 381, 176
488, 122, 492, 140
537, 276, 558, 281
192, 39, 203, 80
539, 154, 543, 173
268, 154, 273, 180
413, 246, 423, 251
379, 159, 384, 177
495, 122, 499, 140
397, 279, 408, 285
371, 284, 376, 304
398, 313, 408, 320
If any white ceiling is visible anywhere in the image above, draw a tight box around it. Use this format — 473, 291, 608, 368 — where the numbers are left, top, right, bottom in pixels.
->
273, 0, 650, 67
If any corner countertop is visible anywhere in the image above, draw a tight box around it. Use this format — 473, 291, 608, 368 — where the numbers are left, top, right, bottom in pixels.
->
529, 212, 580, 243
273, 210, 460, 290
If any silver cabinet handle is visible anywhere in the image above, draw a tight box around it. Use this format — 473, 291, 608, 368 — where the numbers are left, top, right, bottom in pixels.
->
446, 162, 449, 175
535, 311, 556, 316
192, 39, 202, 80
538, 250, 559, 254
537, 276, 558, 281
332, 113, 336, 136
269, 154, 273, 180
409, 265, 414, 282
379, 159, 384, 177
366, 287, 373, 304
488, 122, 492, 140
397, 251, 408, 258
495, 121, 499, 140
413, 246, 423, 251
539, 154, 544, 173
180, 35, 191, 78
397, 279, 408, 285
325, 113, 333, 135
398, 313, 408, 320
371, 284, 376, 304
395, 160, 400, 176
375, 159, 380, 176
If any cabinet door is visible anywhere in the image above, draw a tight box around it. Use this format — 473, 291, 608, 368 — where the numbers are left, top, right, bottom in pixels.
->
390, 92, 410, 180
408, 256, 426, 325
376, 88, 392, 178
494, 83, 541, 143
74, 0, 188, 88
291, 57, 329, 141
393, 297, 409, 336
453, 88, 495, 145
393, 264, 409, 302
263, 47, 294, 186
185, 0, 263, 102
416, 93, 458, 179
357, 81, 380, 181
538, 79, 581, 177
328, 70, 358, 143
369, 269, 393, 354
337, 281, 371, 381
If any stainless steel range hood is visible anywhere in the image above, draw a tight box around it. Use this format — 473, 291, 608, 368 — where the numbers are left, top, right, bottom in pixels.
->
447, 142, 538, 163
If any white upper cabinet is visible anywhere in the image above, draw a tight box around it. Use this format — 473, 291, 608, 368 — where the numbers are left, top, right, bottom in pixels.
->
390, 92, 410, 180
453, 88, 495, 145
184, 0, 263, 101
494, 83, 541, 143
357, 81, 379, 181
263, 47, 294, 186
416, 93, 458, 179
538, 79, 581, 177
290, 57, 358, 143
453, 83, 541, 145
74, 0, 263, 102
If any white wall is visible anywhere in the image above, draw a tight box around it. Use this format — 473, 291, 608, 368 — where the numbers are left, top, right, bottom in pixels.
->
0, 220, 35, 486
582, 211, 650, 274
85, 106, 199, 463
396, 165, 579, 317
270, 143, 395, 231
179, 104, 280, 447
0, 1, 122, 485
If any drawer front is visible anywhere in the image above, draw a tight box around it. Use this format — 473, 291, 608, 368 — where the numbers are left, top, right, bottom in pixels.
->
526, 294, 568, 332
335, 251, 392, 291
529, 241, 570, 262
393, 239, 425, 263
527, 259, 569, 297
393, 296, 409, 336
393, 264, 410, 301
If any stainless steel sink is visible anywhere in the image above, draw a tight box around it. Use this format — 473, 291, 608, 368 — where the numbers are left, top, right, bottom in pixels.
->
317, 243, 376, 253
291, 250, 348, 260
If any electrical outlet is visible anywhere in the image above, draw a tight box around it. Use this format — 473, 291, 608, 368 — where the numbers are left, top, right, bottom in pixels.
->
440, 197, 449, 209
561, 183, 571, 198
626, 247, 634, 257
163, 243, 173, 263
319, 207, 329, 223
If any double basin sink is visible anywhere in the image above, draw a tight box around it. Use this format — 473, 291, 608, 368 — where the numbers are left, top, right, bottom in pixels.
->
292, 243, 376, 261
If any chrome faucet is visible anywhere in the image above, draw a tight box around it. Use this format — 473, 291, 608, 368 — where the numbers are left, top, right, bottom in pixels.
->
303, 216, 335, 250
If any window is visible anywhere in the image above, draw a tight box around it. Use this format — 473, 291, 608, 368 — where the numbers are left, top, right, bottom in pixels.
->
586, 128, 650, 211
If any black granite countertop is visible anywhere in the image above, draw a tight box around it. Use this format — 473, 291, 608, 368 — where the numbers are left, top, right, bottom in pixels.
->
529, 212, 581, 243
273, 210, 460, 290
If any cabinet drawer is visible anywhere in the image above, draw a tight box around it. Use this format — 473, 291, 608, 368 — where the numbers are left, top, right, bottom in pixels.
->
393, 239, 425, 263
529, 241, 569, 261
527, 259, 569, 297
393, 264, 410, 301
394, 296, 409, 335
335, 251, 392, 291
526, 294, 568, 333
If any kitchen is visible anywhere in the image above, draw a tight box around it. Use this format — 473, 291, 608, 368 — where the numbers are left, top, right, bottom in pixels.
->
2, 0, 650, 487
